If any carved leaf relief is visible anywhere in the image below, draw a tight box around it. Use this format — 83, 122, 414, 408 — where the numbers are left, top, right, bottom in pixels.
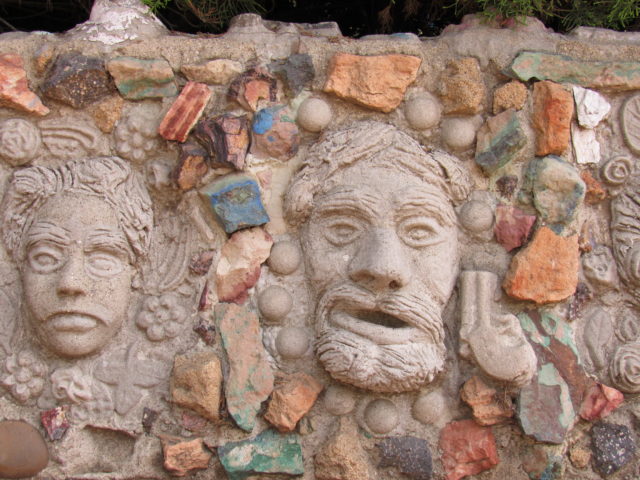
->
622, 94, 640, 155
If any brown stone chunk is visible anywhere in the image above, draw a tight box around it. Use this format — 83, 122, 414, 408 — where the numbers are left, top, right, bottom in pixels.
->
174, 142, 209, 190
228, 67, 277, 111
264, 372, 323, 432
181, 59, 242, 85
0, 420, 49, 478
0, 54, 49, 116
42, 53, 113, 109
439, 57, 486, 115
439, 419, 499, 480
194, 114, 250, 170
581, 169, 607, 204
460, 376, 514, 426
532, 81, 574, 156
162, 437, 212, 476
503, 226, 579, 304
159, 82, 212, 142
315, 417, 373, 480
569, 444, 591, 469
90, 95, 124, 133
324, 53, 421, 113
493, 80, 528, 114
170, 350, 222, 422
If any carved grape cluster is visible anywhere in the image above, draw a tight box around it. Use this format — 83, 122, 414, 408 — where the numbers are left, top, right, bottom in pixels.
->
115, 105, 161, 163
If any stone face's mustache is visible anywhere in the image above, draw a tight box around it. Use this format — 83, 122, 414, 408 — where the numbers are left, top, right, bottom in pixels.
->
315, 282, 445, 345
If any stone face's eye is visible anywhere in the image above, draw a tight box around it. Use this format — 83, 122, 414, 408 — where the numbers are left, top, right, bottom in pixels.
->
323, 217, 363, 246
85, 251, 125, 277
398, 217, 442, 248
27, 244, 65, 273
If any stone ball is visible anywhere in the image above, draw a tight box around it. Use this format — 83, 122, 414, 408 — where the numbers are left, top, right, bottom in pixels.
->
0, 420, 49, 478
441, 117, 476, 150
258, 285, 293, 323
404, 94, 441, 130
412, 391, 448, 426
268, 240, 302, 275
324, 385, 357, 415
275, 327, 309, 359
297, 98, 332, 132
364, 398, 399, 434
459, 200, 494, 233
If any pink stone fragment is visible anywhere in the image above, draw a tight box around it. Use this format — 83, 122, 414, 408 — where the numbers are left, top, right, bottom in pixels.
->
159, 82, 212, 142
40, 406, 69, 441
439, 419, 499, 480
494, 204, 537, 252
216, 227, 273, 304
579, 383, 624, 421
0, 54, 49, 116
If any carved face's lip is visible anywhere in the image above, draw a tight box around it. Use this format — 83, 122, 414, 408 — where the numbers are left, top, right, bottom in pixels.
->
47, 312, 100, 333
329, 308, 420, 345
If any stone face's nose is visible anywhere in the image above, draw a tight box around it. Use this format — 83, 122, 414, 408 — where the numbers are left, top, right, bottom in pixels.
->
348, 228, 411, 293
56, 250, 88, 297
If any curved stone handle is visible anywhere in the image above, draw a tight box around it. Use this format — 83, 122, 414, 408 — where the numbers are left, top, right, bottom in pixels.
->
459, 270, 537, 388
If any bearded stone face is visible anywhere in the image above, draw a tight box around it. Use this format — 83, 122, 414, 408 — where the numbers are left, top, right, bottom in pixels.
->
300, 160, 459, 392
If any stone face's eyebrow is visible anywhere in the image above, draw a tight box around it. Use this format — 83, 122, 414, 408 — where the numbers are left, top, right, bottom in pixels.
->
25, 221, 71, 249
394, 187, 456, 227
313, 186, 381, 220
84, 227, 131, 257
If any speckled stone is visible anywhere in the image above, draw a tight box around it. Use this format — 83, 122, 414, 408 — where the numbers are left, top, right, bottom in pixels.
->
42, 53, 113, 108
0, 420, 49, 478
218, 429, 304, 480
493, 80, 527, 114
591, 422, 636, 476
170, 350, 222, 422
439, 57, 485, 115
200, 174, 269, 234
215, 303, 274, 431
89, 95, 124, 133
378, 436, 432, 480
107, 56, 177, 99
315, 417, 373, 480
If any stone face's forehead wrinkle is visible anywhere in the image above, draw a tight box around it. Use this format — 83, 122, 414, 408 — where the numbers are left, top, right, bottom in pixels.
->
25, 221, 71, 248
394, 187, 456, 227
313, 186, 381, 220
84, 227, 131, 256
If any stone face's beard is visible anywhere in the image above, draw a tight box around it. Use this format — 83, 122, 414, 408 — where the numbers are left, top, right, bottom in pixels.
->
314, 283, 446, 392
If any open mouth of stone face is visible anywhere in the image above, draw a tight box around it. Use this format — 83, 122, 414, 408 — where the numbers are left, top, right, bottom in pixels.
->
328, 307, 417, 345
351, 309, 408, 329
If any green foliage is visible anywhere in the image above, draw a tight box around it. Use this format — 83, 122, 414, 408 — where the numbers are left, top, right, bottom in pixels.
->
142, 0, 173, 13
451, 0, 640, 31
143, 0, 266, 29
